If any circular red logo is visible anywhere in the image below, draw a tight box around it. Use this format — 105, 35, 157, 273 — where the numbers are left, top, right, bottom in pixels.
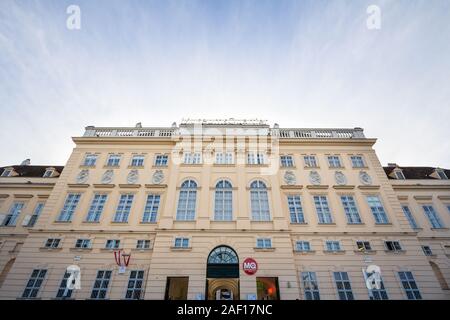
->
243, 258, 258, 275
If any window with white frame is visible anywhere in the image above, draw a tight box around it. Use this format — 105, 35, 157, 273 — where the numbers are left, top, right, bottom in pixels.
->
75, 239, 91, 249
350, 155, 365, 168
183, 152, 201, 164
247, 152, 265, 165
280, 155, 294, 167
250, 180, 270, 221
421, 245, 433, 256
43, 169, 54, 178
154, 154, 168, 166
57, 193, 81, 222
327, 155, 342, 168
22, 269, 47, 298
90, 270, 112, 299
436, 169, 448, 180
86, 194, 107, 222
83, 154, 97, 166
125, 270, 145, 300
44, 238, 61, 248
1, 168, 13, 177
287, 195, 305, 223
313, 196, 333, 224
365, 272, 389, 300
333, 272, 354, 300
176, 180, 197, 221
215, 152, 233, 165
366, 196, 389, 224
356, 241, 372, 251
340, 195, 362, 224
296, 241, 311, 252
394, 170, 406, 180
27, 202, 45, 227
113, 194, 134, 223
56, 271, 73, 298
301, 272, 320, 300
398, 271, 422, 300
174, 237, 189, 248
105, 239, 120, 249
325, 240, 341, 252
422, 205, 444, 229
256, 238, 272, 249
402, 206, 419, 229
142, 194, 160, 223
136, 240, 151, 249
304, 155, 318, 168
2, 201, 25, 226
214, 180, 233, 221
385, 240, 402, 252
106, 154, 121, 167
130, 155, 145, 167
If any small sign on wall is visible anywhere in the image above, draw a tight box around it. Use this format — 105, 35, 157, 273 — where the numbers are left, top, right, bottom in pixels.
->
243, 258, 258, 275
247, 293, 257, 300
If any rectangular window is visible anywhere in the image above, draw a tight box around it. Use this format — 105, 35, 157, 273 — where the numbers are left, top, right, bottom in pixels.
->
280, 155, 294, 167
365, 273, 389, 300
256, 238, 272, 249
247, 153, 265, 165
1, 169, 12, 177
56, 271, 73, 299
421, 245, 433, 256
422, 205, 444, 229
327, 156, 342, 168
106, 154, 121, 167
215, 152, 233, 164
385, 241, 402, 252
27, 202, 45, 227
287, 195, 305, 223
313, 196, 333, 224
125, 270, 145, 300
43, 169, 53, 178
350, 155, 365, 168
142, 194, 160, 223
356, 241, 372, 251
437, 170, 448, 180
301, 272, 320, 300
340, 195, 362, 224
86, 194, 107, 222
326, 241, 341, 252
130, 155, 144, 167
398, 271, 422, 300
57, 193, 81, 222
333, 272, 354, 300
136, 240, 150, 249
174, 237, 189, 248
113, 194, 134, 223
75, 239, 91, 249
154, 155, 168, 166
366, 196, 389, 224
105, 239, 120, 249
83, 154, 97, 166
402, 206, 419, 229
44, 238, 61, 248
395, 171, 406, 180
2, 202, 25, 226
304, 155, 318, 168
22, 269, 47, 298
296, 241, 311, 252
90, 270, 112, 299
184, 152, 201, 164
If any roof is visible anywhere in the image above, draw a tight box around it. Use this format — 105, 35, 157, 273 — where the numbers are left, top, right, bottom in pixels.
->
0, 165, 64, 178
383, 166, 450, 180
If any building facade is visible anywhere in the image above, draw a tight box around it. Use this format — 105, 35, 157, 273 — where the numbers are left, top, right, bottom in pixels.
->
0, 119, 449, 300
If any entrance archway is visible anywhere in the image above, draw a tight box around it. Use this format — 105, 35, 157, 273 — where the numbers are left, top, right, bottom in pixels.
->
206, 245, 240, 300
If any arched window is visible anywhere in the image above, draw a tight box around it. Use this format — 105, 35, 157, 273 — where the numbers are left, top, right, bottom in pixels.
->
250, 180, 270, 221
176, 180, 197, 220
207, 246, 238, 264
214, 180, 233, 221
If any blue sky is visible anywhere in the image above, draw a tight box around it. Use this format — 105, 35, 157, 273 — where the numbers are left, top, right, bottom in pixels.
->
0, 0, 449, 167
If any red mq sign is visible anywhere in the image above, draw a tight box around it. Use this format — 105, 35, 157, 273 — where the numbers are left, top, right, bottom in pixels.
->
243, 258, 258, 275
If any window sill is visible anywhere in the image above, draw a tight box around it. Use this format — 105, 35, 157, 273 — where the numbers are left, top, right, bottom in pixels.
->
354, 250, 377, 255
352, 166, 369, 169
384, 250, 406, 254
212, 220, 236, 222
180, 163, 203, 166
127, 165, 144, 169
280, 166, 296, 169
347, 222, 365, 226
111, 221, 129, 224
54, 220, 72, 224
140, 221, 157, 224
304, 166, 320, 169
430, 227, 449, 231
213, 164, 236, 167
323, 250, 346, 254
425, 254, 437, 258
152, 165, 168, 168
103, 165, 120, 169
294, 250, 316, 254
246, 164, 269, 167
318, 223, 336, 226
16, 297, 42, 300
131, 248, 152, 252
79, 165, 95, 169
254, 247, 275, 252
70, 247, 93, 252
328, 166, 345, 169
39, 247, 62, 251
290, 222, 308, 225
100, 248, 121, 252
374, 223, 392, 226
0, 225, 17, 228
83, 221, 100, 224
170, 246, 192, 251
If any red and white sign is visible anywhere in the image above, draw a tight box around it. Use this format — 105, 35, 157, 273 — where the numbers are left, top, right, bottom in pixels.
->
243, 258, 258, 275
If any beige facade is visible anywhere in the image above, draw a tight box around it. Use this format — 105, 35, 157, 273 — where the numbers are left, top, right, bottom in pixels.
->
0, 120, 449, 300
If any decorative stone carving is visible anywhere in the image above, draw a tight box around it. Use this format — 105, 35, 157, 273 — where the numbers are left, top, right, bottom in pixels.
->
101, 170, 114, 184
152, 170, 164, 184
309, 171, 321, 185
283, 171, 296, 185
76, 170, 89, 184
359, 171, 372, 185
127, 170, 139, 184
335, 171, 347, 185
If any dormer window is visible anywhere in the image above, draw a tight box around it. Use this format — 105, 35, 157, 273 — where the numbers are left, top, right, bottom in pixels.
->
394, 170, 406, 180
436, 169, 448, 180
43, 169, 54, 178
1, 168, 13, 177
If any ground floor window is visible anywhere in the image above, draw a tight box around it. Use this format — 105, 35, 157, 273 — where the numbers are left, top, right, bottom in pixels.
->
165, 277, 188, 300
256, 277, 280, 300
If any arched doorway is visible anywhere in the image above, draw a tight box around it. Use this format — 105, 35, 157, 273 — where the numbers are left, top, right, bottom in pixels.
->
206, 245, 240, 300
